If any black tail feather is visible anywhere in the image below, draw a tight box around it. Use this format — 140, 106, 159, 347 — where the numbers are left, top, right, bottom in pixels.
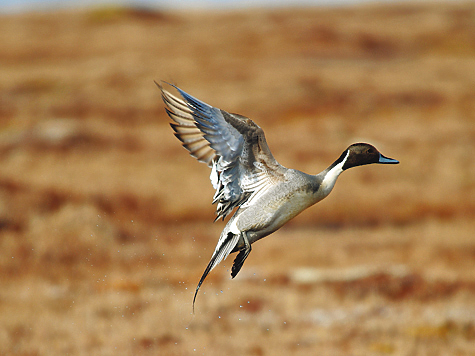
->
193, 260, 214, 313
193, 232, 236, 313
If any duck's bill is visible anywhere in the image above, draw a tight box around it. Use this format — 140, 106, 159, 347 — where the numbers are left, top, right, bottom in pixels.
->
378, 154, 399, 164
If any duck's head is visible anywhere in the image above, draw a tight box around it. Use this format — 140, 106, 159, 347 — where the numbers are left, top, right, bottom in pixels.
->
340, 143, 399, 170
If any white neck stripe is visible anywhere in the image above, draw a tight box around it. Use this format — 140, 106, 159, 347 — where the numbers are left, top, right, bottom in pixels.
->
320, 149, 349, 197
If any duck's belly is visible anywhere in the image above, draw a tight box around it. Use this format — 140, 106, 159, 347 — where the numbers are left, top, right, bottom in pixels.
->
236, 189, 321, 245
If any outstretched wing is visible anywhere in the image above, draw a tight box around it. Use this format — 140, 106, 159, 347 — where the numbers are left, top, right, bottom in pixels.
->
158, 81, 284, 221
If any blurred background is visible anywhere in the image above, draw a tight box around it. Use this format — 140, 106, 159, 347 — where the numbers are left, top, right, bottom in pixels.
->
1, 0, 475, 355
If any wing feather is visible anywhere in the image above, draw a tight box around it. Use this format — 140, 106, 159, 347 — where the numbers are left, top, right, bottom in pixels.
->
158, 81, 285, 220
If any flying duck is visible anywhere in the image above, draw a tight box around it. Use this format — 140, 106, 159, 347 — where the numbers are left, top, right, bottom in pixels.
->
157, 82, 399, 310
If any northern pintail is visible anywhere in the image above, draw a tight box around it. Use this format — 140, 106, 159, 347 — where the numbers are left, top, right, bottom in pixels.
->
157, 82, 399, 310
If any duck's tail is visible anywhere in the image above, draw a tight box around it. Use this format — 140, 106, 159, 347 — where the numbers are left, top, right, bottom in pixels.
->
193, 229, 240, 313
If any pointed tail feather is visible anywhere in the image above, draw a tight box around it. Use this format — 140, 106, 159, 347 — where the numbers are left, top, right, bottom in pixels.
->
193, 260, 213, 313
193, 231, 240, 312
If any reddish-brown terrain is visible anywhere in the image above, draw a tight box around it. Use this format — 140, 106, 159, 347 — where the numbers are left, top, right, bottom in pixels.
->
1, 2, 475, 355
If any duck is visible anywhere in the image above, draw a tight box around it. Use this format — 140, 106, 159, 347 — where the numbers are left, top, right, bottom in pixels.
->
157, 82, 399, 311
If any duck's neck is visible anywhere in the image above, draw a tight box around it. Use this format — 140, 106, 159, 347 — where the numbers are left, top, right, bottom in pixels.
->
318, 150, 349, 198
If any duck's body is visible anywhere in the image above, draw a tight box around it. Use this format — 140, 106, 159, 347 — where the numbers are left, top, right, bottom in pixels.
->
157, 82, 398, 310
228, 169, 328, 249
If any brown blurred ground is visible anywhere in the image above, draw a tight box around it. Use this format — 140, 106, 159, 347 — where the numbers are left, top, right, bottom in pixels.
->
1, 2, 475, 355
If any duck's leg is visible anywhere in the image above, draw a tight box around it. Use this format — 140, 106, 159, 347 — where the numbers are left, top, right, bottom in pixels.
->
231, 232, 251, 278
